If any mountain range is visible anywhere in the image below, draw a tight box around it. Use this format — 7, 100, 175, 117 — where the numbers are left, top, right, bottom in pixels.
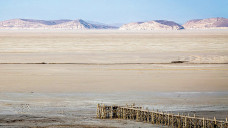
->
0, 17, 228, 30
0, 19, 117, 30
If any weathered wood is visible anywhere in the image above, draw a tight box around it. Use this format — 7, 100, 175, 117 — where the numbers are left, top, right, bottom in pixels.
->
97, 104, 228, 128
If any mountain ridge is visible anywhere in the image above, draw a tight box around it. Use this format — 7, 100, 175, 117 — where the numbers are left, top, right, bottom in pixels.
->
0, 19, 117, 30
0, 17, 228, 30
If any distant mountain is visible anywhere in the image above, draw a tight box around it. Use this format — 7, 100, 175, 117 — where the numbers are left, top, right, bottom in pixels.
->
49, 19, 117, 29
183, 17, 228, 29
1, 18, 228, 30
0, 19, 117, 30
119, 20, 184, 30
0, 19, 47, 29
20, 19, 72, 25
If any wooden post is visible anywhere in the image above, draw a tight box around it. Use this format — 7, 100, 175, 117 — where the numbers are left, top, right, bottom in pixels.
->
97, 104, 100, 118
147, 110, 150, 123
110, 106, 113, 119
125, 108, 128, 119
130, 109, 132, 120
158, 113, 161, 124
104, 104, 107, 119
136, 110, 139, 121
178, 114, 181, 128
225, 118, 228, 128
172, 114, 174, 127
140, 110, 143, 121
140, 111, 143, 122
101, 104, 103, 119
185, 116, 187, 128
123, 108, 126, 119
161, 111, 163, 124
100, 104, 103, 119
117, 106, 120, 118
203, 117, 205, 128
168, 113, 169, 126
151, 112, 154, 124
214, 117, 216, 125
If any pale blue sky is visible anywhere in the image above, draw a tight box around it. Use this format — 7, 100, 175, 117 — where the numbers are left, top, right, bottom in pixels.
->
0, 0, 228, 24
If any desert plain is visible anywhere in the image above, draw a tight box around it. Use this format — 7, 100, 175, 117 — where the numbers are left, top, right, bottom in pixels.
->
0, 30, 228, 127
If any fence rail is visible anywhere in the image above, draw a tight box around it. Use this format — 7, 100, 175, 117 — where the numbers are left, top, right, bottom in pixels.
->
97, 104, 228, 128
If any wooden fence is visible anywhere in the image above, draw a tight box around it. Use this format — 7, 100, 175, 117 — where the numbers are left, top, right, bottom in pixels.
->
97, 104, 228, 128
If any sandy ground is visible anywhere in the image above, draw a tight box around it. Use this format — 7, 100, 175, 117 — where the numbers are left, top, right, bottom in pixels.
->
0, 30, 228, 127
0, 64, 228, 92
0, 30, 228, 64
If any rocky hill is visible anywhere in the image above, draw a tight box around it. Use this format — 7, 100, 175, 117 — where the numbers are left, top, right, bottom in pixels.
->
0, 19, 117, 30
183, 17, 228, 29
119, 20, 184, 30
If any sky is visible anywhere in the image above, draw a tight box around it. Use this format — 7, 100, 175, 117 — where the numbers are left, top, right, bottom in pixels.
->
0, 0, 228, 24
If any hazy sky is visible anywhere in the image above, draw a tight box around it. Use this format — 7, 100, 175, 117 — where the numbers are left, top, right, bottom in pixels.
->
0, 0, 228, 24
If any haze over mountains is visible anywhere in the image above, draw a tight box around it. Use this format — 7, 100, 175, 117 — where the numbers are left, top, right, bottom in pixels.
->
0, 17, 228, 30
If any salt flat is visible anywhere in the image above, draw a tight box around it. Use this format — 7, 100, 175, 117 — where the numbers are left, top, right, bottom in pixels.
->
0, 92, 168, 127
0, 92, 228, 127
0, 30, 228, 92
0, 64, 228, 92
0, 30, 228, 127
0, 30, 228, 63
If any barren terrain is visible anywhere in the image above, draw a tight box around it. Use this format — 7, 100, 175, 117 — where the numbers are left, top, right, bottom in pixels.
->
0, 30, 228, 127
